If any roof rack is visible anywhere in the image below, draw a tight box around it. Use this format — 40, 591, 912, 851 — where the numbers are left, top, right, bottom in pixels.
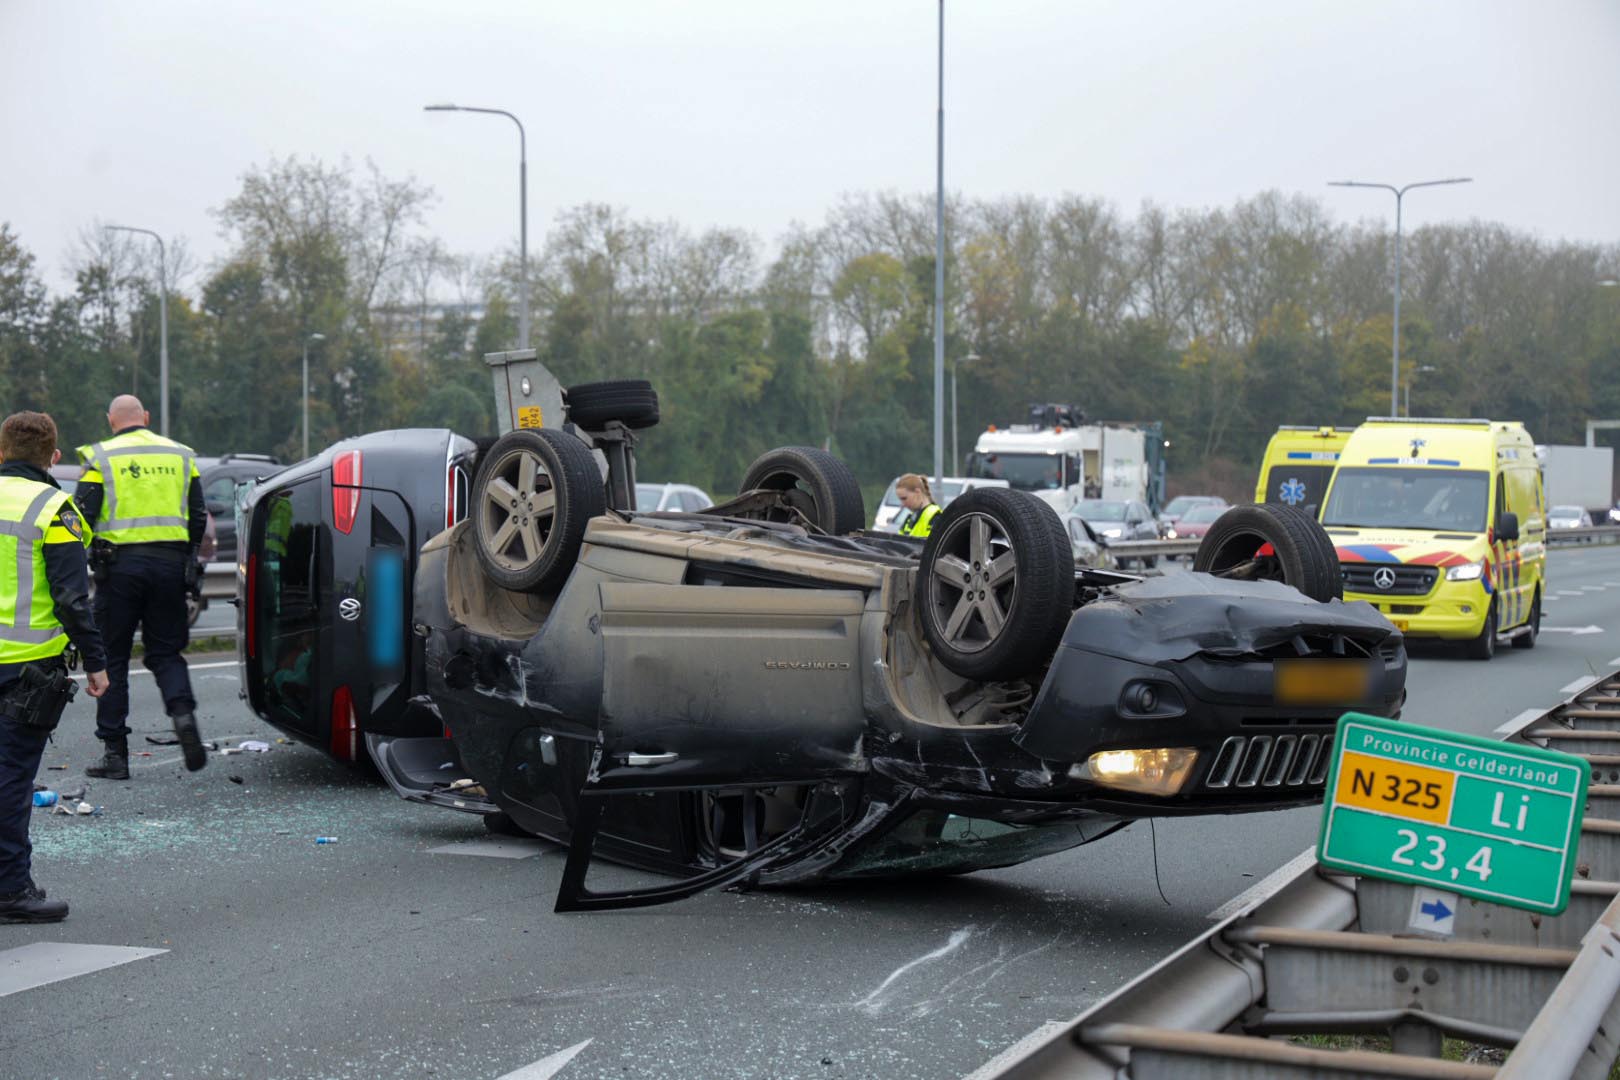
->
215, 452, 281, 464
1363, 416, 1490, 426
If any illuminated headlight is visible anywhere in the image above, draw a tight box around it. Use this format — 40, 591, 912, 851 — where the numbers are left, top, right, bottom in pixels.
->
1446, 561, 1484, 582
1070, 747, 1200, 795
1102, 528, 1123, 539
1165, 528, 1178, 539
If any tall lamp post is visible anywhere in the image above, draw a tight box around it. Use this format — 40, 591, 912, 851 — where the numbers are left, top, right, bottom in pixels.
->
1327, 177, 1472, 416
302, 333, 325, 460
424, 103, 529, 350
105, 224, 169, 436
951, 351, 979, 473
932, 0, 947, 490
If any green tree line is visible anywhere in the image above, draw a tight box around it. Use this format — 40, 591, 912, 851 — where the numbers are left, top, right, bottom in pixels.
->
4, 157, 1617, 505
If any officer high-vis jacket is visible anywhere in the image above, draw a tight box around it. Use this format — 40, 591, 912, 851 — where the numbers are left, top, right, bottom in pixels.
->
0, 474, 92, 665
76, 428, 199, 545
898, 503, 941, 538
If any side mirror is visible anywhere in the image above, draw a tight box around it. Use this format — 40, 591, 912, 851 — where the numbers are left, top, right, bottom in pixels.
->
1496, 511, 1520, 543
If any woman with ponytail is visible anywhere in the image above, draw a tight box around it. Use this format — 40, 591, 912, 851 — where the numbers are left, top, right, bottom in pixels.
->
895, 473, 942, 538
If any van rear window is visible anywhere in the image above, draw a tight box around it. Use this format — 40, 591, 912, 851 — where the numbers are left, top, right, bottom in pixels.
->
1322, 468, 1489, 533
1262, 464, 1335, 510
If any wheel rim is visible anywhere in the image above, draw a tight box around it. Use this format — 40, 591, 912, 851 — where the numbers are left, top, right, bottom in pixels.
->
479, 446, 558, 573
929, 512, 1019, 654
749, 469, 822, 527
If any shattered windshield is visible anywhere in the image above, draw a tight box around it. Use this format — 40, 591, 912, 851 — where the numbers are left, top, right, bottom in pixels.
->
830, 809, 1117, 879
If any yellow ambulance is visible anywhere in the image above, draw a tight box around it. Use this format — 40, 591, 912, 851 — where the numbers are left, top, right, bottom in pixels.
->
1319, 418, 1545, 659
1254, 426, 1353, 512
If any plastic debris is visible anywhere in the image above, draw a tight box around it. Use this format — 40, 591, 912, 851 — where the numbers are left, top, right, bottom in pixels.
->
448, 778, 478, 790
314, 836, 338, 844
219, 748, 242, 756
75, 801, 97, 815
145, 734, 180, 746
32, 790, 57, 808
238, 740, 271, 752
228, 775, 244, 785
46, 764, 68, 770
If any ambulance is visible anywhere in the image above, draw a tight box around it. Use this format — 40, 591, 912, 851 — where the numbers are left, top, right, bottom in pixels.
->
1254, 425, 1353, 512
1319, 418, 1545, 659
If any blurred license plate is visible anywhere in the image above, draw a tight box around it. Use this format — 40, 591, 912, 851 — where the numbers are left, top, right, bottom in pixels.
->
1274, 659, 1375, 706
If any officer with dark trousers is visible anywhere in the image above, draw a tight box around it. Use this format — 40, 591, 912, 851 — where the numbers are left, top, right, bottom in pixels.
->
0, 412, 108, 923
75, 395, 208, 777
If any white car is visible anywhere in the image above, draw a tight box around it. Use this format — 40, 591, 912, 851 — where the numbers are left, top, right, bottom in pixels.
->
1547, 505, 1593, 529
635, 482, 714, 513
872, 475, 1011, 532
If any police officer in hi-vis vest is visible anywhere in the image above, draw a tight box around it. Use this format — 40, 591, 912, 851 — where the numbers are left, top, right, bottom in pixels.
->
0, 412, 108, 923
74, 395, 208, 777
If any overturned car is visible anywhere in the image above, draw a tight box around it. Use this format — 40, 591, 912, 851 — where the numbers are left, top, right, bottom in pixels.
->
238, 370, 1405, 911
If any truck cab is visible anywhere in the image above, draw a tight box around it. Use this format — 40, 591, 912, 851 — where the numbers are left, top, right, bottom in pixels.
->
965, 404, 1164, 515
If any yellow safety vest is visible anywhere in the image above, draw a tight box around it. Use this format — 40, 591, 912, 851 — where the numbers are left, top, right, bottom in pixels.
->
0, 476, 88, 664
899, 503, 941, 538
77, 428, 198, 545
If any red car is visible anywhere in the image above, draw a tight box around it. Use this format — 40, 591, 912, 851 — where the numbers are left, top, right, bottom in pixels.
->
1167, 503, 1228, 540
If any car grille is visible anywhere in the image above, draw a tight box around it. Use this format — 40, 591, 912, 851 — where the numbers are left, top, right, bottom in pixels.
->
1201, 733, 1333, 790
1247, 632, 1381, 661
1341, 564, 1437, 596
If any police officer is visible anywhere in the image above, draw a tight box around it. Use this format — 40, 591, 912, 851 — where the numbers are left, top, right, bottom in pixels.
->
0, 412, 108, 923
895, 473, 942, 538
75, 395, 208, 777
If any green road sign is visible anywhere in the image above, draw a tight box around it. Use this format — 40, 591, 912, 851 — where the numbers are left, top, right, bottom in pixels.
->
1317, 712, 1590, 914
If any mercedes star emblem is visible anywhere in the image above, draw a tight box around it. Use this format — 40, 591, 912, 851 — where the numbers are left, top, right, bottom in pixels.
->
339, 597, 362, 621
1372, 567, 1397, 590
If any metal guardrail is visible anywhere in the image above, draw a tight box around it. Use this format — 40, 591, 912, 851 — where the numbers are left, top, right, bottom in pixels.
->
1547, 525, 1620, 546
978, 669, 1620, 1080
1106, 538, 1203, 562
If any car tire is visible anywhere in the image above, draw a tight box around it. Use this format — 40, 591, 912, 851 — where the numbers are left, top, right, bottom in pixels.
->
564, 379, 660, 430
738, 447, 866, 535
1192, 504, 1343, 602
1466, 600, 1498, 660
1512, 590, 1540, 650
918, 488, 1075, 682
471, 428, 605, 593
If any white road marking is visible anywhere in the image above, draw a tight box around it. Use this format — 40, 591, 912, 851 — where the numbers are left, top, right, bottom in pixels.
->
1581, 585, 1608, 591
71, 659, 236, 683
855, 927, 976, 1014
1497, 707, 1553, 736
1207, 847, 1318, 921
1610, 656, 1620, 667
1561, 676, 1603, 695
1542, 625, 1605, 636
428, 838, 546, 860
0, 942, 166, 998
961, 1022, 1072, 1080
1556, 590, 1586, 598
496, 1038, 593, 1080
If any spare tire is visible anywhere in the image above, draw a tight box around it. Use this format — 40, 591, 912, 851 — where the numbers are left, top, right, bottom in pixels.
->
918, 488, 1075, 682
564, 379, 660, 430
1192, 503, 1342, 602
738, 447, 865, 535
472, 428, 605, 593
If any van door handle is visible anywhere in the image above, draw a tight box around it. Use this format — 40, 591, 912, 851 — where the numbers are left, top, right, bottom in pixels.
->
624, 752, 678, 767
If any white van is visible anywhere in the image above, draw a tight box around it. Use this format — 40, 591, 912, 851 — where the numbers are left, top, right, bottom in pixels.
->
872, 475, 1010, 532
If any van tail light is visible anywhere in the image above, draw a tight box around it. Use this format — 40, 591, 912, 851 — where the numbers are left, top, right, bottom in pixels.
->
1256, 542, 1276, 557
332, 450, 363, 534
445, 464, 468, 530
330, 685, 357, 762
245, 554, 258, 658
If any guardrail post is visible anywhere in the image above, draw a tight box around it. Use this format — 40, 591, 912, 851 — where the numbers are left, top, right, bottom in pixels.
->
1390, 1020, 1442, 1058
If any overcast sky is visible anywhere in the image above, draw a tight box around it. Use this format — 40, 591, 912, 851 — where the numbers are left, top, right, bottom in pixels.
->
3, 0, 1617, 292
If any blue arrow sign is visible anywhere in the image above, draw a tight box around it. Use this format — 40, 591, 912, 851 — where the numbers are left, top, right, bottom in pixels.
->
1421, 899, 1453, 921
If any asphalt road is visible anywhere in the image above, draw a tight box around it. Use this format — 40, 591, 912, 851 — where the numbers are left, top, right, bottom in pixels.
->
6, 545, 1620, 1080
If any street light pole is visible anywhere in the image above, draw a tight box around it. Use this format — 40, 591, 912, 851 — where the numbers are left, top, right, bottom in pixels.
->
425, 104, 529, 350
1328, 177, 1472, 416
932, 0, 946, 491
302, 333, 325, 460
105, 225, 169, 436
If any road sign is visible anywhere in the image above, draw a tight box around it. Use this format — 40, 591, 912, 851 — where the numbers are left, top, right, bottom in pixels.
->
1317, 712, 1590, 914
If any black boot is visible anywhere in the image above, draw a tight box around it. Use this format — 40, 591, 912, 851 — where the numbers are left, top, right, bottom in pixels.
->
171, 711, 207, 772
85, 739, 130, 780
0, 883, 68, 923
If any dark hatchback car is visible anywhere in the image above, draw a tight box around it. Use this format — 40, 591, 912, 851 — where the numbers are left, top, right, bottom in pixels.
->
236, 430, 475, 763
199, 453, 285, 564
239, 378, 1407, 912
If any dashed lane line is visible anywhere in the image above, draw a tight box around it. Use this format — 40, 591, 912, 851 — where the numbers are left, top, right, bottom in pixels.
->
1560, 675, 1604, 695
70, 660, 237, 683
0, 942, 166, 998
428, 838, 548, 860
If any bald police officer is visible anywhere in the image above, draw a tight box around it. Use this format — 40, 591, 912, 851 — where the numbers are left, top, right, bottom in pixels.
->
0, 412, 108, 923
75, 396, 208, 777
